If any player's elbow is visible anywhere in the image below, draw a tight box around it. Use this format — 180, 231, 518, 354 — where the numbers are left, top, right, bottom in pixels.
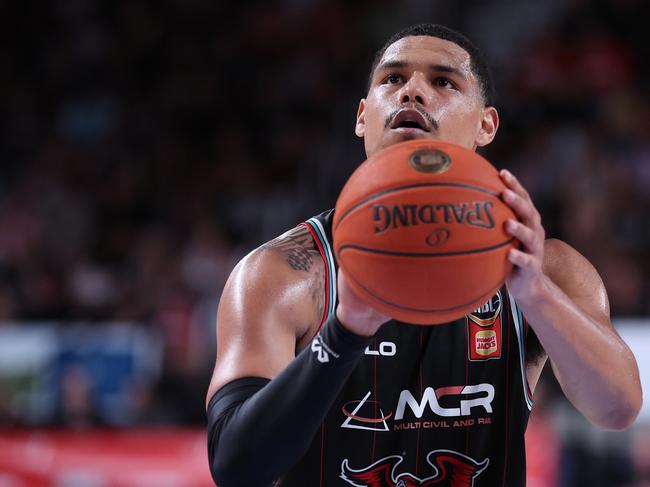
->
207, 423, 248, 486
597, 410, 638, 432
209, 438, 279, 487
208, 439, 229, 485
209, 446, 254, 487
594, 393, 642, 431
209, 455, 232, 486
209, 462, 238, 487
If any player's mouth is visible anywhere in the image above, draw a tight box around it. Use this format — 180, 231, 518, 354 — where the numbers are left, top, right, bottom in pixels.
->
388, 108, 433, 135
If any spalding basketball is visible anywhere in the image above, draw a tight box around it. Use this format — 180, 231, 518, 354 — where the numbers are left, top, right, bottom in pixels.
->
333, 139, 517, 325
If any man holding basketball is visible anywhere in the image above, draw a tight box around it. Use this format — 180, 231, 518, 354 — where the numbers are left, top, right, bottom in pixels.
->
206, 24, 641, 486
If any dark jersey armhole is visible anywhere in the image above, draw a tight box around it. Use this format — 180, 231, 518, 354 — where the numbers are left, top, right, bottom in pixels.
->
523, 315, 543, 400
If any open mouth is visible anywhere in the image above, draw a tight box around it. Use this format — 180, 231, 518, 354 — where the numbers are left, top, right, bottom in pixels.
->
399, 120, 424, 129
389, 109, 431, 132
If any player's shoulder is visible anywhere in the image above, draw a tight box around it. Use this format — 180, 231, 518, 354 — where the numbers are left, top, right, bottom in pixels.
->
234, 224, 323, 284
259, 223, 324, 273
228, 224, 326, 328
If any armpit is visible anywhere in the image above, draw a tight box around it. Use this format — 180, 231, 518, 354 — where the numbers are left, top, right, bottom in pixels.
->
526, 327, 547, 366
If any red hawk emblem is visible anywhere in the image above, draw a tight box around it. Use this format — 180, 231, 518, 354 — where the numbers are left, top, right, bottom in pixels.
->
340, 449, 488, 486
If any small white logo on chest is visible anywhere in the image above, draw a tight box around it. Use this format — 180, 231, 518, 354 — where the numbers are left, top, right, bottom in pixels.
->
364, 341, 397, 357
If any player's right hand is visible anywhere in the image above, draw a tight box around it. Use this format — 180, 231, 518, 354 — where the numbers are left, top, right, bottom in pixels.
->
336, 270, 389, 337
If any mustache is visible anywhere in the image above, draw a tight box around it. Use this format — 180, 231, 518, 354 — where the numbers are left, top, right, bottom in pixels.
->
384, 104, 439, 131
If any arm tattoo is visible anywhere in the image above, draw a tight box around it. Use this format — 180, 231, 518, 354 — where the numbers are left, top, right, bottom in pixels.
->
264, 225, 327, 327
262, 225, 321, 272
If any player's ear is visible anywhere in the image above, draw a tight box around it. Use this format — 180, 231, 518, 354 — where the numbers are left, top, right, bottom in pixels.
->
475, 106, 499, 147
355, 99, 366, 138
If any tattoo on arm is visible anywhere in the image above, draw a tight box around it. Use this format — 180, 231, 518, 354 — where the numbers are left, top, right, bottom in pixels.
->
264, 225, 327, 331
262, 225, 321, 272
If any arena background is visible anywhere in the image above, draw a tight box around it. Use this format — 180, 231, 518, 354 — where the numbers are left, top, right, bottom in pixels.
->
0, 1, 648, 485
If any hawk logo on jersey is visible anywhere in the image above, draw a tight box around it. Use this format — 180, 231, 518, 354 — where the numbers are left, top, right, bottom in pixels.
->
466, 291, 503, 361
340, 449, 488, 486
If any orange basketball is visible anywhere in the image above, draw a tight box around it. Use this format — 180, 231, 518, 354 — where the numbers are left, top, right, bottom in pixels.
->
333, 139, 517, 325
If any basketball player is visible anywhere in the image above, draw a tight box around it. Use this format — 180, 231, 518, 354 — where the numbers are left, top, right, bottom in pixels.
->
206, 24, 641, 486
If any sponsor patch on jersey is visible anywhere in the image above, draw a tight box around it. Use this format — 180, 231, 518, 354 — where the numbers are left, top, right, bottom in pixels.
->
341, 383, 495, 434
467, 291, 502, 361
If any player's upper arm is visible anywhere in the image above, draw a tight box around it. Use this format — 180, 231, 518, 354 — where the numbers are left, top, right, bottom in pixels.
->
206, 229, 324, 407
543, 238, 610, 323
542, 238, 615, 381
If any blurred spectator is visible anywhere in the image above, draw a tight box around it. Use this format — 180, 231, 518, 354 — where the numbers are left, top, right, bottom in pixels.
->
53, 365, 103, 429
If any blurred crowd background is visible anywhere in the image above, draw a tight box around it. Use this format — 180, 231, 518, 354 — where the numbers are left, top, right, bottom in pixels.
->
0, 0, 648, 485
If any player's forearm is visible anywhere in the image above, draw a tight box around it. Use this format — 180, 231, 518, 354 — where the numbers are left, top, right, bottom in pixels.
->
520, 276, 641, 430
207, 315, 371, 486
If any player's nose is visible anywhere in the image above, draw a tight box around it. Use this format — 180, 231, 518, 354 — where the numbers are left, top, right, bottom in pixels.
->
399, 73, 429, 106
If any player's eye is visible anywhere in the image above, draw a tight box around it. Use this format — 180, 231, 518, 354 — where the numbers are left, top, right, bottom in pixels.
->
383, 74, 402, 85
435, 77, 456, 89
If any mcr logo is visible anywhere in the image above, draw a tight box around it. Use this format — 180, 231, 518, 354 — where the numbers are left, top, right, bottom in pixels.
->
340, 450, 488, 487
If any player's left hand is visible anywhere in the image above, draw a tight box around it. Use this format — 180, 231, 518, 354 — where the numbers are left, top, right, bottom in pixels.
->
499, 169, 547, 307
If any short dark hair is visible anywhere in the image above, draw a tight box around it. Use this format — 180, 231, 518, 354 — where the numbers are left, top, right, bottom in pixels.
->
367, 24, 494, 107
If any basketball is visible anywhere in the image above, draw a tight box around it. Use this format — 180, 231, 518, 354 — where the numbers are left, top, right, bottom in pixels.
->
333, 139, 518, 325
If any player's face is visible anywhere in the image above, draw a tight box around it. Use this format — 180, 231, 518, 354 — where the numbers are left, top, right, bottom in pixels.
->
356, 36, 499, 156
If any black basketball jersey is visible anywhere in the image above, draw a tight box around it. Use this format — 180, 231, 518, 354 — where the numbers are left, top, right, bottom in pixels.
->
278, 209, 534, 487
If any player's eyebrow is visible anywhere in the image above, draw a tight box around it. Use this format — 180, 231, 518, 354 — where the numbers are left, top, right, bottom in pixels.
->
377, 60, 468, 81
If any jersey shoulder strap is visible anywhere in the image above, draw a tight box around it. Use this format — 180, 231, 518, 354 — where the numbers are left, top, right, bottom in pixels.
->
300, 209, 337, 326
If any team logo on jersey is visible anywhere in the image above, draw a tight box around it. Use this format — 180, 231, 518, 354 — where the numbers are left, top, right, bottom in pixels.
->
341, 391, 392, 432
466, 291, 503, 361
340, 449, 489, 486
